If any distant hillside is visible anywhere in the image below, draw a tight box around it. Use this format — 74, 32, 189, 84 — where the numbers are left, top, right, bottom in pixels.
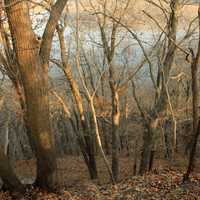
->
66, 0, 199, 31
186, 0, 199, 4
32, 0, 199, 32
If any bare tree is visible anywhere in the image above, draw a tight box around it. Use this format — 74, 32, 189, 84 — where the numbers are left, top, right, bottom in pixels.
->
90, 0, 131, 182
56, 24, 98, 179
138, 0, 180, 173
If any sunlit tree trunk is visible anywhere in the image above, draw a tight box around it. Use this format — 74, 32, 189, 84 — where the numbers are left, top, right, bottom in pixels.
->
5, 0, 67, 188
56, 26, 98, 179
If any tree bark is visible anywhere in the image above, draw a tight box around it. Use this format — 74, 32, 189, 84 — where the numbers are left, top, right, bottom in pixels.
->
5, 0, 58, 188
183, 4, 200, 182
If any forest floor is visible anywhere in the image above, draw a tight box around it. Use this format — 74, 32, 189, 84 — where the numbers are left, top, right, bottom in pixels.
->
0, 156, 200, 200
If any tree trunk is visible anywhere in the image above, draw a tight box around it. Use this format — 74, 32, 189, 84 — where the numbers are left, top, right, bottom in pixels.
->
183, 4, 200, 182
89, 98, 115, 184
139, 119, 158, 174
183, 120, 200, 182
139, 0, 179, 174
103, 127, 110, 155
0, 147, 24, 191
13, 80, 26, 114
110, 87, 120, 182
5, 0, 57, 188
57, 26, 98, 179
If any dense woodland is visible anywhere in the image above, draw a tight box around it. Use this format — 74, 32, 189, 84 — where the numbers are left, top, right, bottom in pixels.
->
0, 0, 200, 199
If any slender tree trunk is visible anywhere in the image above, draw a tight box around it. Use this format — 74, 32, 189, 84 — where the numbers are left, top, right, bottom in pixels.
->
89, 97, 115, 184
57, 26, 98, 179
103, 125, 110, 155
133, 139, 137, 175
110, 86, 120, 181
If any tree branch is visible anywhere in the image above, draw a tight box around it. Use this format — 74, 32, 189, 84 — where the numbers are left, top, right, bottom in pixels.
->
39, 0, 68, 65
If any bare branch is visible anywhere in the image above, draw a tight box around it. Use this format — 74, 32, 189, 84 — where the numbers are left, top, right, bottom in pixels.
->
39, 0, 68, 65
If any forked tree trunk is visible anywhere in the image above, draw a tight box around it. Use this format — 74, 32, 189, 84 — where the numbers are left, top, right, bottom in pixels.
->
57, 26, 98, 179
139, 0, 179, 174
98, 14, 120, 182
5, 0, 57, 188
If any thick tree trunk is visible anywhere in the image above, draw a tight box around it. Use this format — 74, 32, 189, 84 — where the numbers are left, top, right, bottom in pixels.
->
85, 135, 98, 179
5, 0, 57, 188
139, 119, 158, 174
139, 132, 152, 174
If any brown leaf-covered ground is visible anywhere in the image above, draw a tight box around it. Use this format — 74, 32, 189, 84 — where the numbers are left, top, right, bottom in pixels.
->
1, 156, 200, 200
